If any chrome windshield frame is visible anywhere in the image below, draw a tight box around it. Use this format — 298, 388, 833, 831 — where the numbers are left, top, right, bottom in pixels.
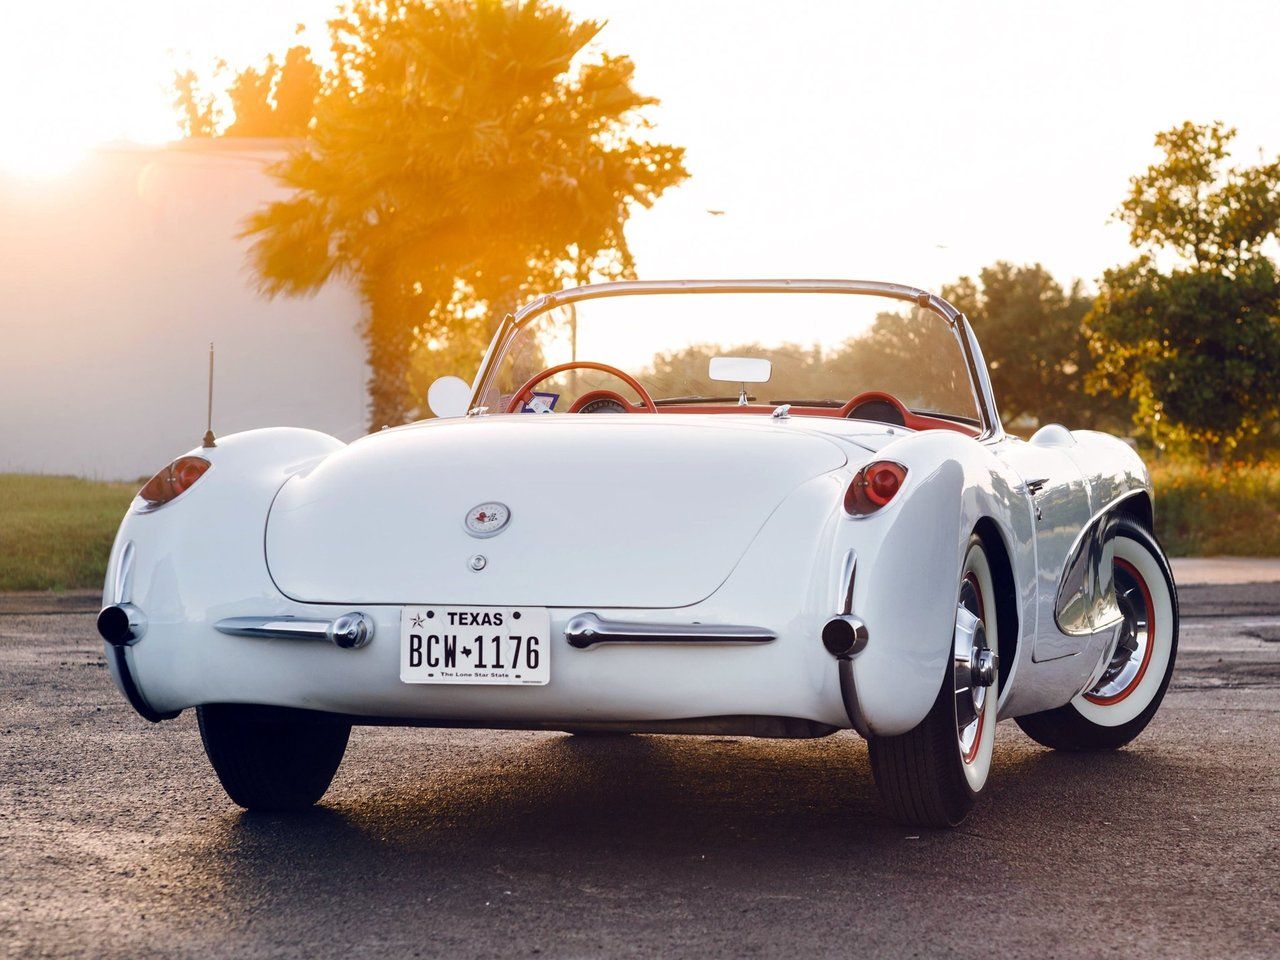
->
468, 279, 1003, 441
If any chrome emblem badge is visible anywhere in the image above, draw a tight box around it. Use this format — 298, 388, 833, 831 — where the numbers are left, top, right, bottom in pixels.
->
464, 502, 510, 538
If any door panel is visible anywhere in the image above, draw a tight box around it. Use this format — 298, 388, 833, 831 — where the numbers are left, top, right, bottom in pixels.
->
995, 439, 1093, 661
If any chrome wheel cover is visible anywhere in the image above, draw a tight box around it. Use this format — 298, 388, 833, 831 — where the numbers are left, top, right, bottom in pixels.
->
953, 577, 996, 764
1085, 560, 1152, 704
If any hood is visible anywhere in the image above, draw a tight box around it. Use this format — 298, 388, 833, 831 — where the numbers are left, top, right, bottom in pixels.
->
264, 415, 849, 608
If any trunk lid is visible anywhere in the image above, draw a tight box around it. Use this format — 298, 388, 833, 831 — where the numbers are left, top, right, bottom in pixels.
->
265, 415, 847, 607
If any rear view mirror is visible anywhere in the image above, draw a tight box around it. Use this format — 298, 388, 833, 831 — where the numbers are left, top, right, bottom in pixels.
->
708, 356, 772, 384
427, 376, 471, 419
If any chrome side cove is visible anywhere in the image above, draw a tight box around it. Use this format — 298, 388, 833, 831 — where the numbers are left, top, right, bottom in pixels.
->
215, 613, 375, 649
1054, 489, 1145, 636
564, 612, 775, 649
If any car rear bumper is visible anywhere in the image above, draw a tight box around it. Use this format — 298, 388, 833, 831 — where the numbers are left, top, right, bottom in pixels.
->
106, 603, 854, 731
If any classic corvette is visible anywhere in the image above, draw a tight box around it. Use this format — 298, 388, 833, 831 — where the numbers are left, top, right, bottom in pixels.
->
98, 279, 1179, 827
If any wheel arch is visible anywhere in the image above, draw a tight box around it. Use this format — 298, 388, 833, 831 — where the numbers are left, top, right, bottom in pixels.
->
1115, 489, 1154, 533
972, 516, 1018, 694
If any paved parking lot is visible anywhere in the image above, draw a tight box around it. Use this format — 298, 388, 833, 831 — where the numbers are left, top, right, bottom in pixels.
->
1, 585, 1278, 959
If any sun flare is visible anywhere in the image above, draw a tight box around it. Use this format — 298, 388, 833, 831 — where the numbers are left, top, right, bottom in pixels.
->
0, 139, 91, 179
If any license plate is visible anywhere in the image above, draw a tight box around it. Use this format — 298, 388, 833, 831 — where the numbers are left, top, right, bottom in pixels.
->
400, 606, 550, 685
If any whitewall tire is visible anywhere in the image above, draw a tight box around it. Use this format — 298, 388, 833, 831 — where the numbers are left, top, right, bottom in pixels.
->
1016, 518, 1179, 751
869, 535, 1000, 827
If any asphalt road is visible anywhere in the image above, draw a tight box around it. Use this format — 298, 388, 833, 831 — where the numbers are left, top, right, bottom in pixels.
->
2, 585, 1278, 959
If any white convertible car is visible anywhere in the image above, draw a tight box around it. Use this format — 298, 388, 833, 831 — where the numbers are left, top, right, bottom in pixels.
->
98, 280, 1178, 827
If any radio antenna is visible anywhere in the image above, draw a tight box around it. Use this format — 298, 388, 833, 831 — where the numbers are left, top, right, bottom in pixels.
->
202, 342, 217, 448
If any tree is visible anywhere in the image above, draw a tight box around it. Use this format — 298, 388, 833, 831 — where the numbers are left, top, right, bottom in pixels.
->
173, 43, 321, 139
644, 342, 826, 401
942, 262, 1128, 431
1086, 122, 1280, 456
172, 69, 219, 138
224, 46, 322, 137
238, 0, 687, 427
639, 307, 981, 419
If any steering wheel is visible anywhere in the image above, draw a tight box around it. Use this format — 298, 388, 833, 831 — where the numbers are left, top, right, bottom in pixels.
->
505, 361, 658, 414
838, 390, 908, 427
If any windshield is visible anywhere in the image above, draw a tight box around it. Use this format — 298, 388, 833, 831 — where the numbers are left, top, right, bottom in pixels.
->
474, 288, 980, 423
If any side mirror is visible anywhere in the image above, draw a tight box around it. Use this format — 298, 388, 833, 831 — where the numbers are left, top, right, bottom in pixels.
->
427, 376, 472, 419
708, 356, 772, 384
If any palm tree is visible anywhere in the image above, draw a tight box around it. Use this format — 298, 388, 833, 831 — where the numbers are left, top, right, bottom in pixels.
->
241, 0, 688, 428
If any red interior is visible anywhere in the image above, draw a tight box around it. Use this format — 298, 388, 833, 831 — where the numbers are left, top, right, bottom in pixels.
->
651, 402, 977, 435
510, 363, 979, 437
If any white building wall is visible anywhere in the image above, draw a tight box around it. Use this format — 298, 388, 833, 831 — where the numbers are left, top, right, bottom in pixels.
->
0, 139, 368, 480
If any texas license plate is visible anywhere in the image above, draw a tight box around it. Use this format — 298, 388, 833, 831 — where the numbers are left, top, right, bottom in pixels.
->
399, 606, 550, 685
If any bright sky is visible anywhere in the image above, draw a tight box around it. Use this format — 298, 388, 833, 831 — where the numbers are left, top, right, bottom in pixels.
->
2, 0, 1278, 292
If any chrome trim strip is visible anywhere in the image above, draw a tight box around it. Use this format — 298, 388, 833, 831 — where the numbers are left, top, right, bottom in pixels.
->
830, 547, 872, 737
839, 549, 857, 615
111, 541, 135, 605
564, 612, 775, 650
956, 312, 1004, 441
838, 659, 872, 740
512, 279, 954, 325
215, 613, 375, 649
108, 644, 178, 723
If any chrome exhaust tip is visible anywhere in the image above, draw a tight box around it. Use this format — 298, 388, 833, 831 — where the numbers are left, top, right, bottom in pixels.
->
97, 603, 147, 646
822, 615, 869, 658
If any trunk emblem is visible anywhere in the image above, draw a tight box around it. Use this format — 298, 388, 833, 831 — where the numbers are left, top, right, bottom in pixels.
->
465, 502, 510, 538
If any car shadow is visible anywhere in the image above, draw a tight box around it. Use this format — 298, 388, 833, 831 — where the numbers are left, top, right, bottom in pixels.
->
175, 727, 1187, 865
147, 727, 1218, 954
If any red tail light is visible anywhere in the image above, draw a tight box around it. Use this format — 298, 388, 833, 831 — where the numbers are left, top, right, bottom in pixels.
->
844, 460, 907, 516
139, 456, 210, 509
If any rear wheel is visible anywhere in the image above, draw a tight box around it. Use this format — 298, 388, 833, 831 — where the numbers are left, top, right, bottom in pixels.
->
197, 704, 351, 811
1016, 519, 1178, 751
868, 536, 1000, 827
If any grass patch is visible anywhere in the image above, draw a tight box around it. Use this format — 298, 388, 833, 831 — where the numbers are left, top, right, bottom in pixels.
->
0, 474, 138, 592
1151, 459, 1280, 556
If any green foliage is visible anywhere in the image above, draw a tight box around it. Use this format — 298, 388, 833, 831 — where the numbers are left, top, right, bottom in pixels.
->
1150, 459, 1280, 556
1087, 122, 1280, 456
237, 0, 688, 427
1089, 259, 1280, 453
640, 308, 979, 419
1118, 122, 1280, 269
942, 262, 1129, 432
0, 475, 137, 592
644, 342, 828, 402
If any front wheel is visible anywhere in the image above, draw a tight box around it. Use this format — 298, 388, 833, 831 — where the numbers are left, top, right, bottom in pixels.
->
197, 704, 351, 811
868, 535, 1000, 827
1016, 519, 1178, 751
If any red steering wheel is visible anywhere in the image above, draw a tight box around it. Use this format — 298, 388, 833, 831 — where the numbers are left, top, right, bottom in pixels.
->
505, 361, 658, 414
837, 390, 909, 426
